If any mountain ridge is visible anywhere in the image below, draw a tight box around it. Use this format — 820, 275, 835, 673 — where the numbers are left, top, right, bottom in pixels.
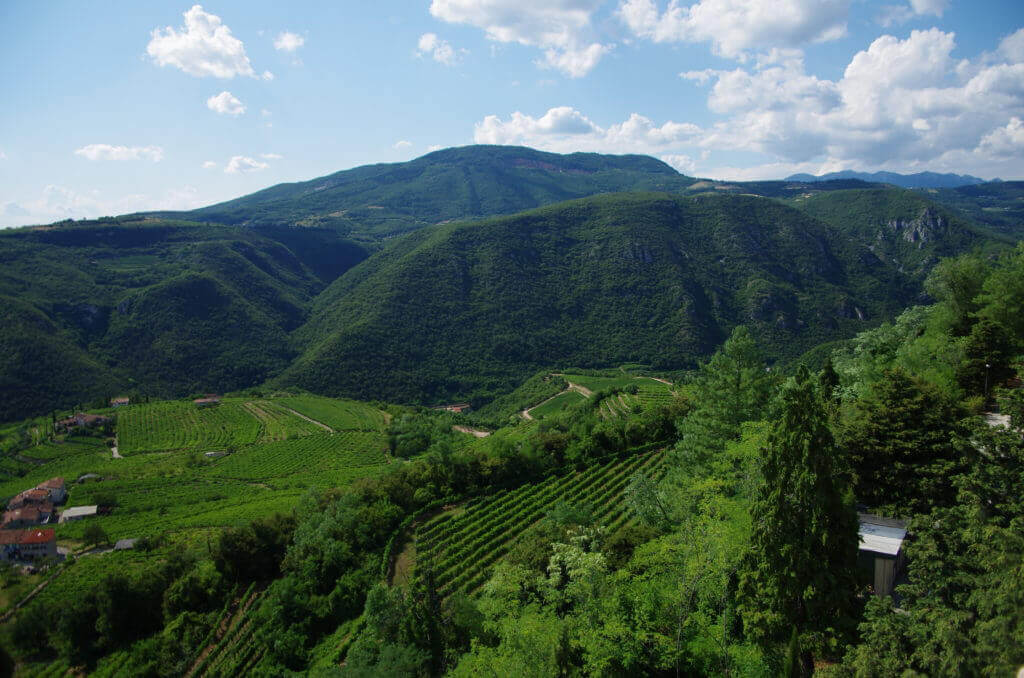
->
786, 169, 990, 189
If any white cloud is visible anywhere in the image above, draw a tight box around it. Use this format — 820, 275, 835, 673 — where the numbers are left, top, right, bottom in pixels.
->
206, 90, 246, 116
660, 154, 697, 173
224, 156, 269, 174
427, 144, 444, 151
202, 160, 217, 169
1000, 28, 1024, 63
393, 140, 413, 149
618, 0, 849, 59
260, 153, 284, 159
262, 70, 275, 81
147, 5, 256, 78
0, 150, 6, 160
273, 31, 305, 52
977, 117, 1024, 158
908, 0, 949, 16
417, 33, 461, 65
74, 144, 164, 162
473, 106, 701, 154
429, 0, 610, 77
679, 28, 1024, 174
0, 185, 208, 228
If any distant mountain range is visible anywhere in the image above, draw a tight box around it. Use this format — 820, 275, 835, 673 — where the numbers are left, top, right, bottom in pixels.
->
785, 170, 992, 189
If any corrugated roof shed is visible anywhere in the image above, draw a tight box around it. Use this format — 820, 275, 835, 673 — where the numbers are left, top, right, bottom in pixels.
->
858, 513, 907, 557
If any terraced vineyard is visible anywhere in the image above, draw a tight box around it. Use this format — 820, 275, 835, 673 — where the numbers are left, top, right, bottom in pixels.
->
189, 584, 267, 678
276, 396, 389, 432
411, 449, 667, 597
208, 431, 389, 487
528, 390, 587, 419
117, 400, 264, 454
241, 400, 325, 440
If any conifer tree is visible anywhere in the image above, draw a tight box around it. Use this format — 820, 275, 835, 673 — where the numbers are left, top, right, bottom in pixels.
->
737, 366, 859, 675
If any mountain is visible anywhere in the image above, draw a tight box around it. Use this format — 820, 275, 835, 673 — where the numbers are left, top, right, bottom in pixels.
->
785, 170, 988, 189
0, 217, 358, 420
162, 145, 695, 242
278, 189, 991, 406
917, 181, 1024, 237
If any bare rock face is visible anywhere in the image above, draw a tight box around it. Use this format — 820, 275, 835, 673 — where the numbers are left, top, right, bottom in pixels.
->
887, 208, 947, 248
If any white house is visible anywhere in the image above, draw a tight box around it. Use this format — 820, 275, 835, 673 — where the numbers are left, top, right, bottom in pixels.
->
59, 505, 99, 523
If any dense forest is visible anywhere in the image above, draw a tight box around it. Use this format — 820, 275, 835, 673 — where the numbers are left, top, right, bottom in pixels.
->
3, 243, 1021, 676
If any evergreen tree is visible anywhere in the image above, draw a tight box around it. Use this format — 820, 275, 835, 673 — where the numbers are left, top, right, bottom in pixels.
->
737, 367, 860, 675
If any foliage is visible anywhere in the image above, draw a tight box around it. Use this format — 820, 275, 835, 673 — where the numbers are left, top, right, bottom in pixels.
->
737, 367, 860, 671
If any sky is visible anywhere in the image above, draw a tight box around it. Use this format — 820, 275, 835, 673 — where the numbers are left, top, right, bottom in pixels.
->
1, 0, 1022, 227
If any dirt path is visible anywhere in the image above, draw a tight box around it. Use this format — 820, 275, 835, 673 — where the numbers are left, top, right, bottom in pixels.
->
566, 381, 594, 397
111, 437, 122, 459
647, 376, 673, 386
452, 425, 491, 438
520, 408, 534, 421
278, 405, 334, 432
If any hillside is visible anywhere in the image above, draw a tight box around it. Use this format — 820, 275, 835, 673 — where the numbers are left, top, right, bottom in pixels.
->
169, 145, 696, 241
280, 189, 991, 406
0, 218, 365, 420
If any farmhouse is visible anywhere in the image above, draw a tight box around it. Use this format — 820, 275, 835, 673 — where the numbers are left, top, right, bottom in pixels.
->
1, 506, 49, 529
59, 505, 99, 523
0, 528, 57, 562
8, 488, 49, 510
110, 397, 130, 407
858, 513, 908, 597
36, 477, 67, 504
434, 403, 472, 414
55, 412, 111, 432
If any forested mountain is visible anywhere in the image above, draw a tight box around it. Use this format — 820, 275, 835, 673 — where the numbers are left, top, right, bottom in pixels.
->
281, 188, 992, 406
786, 169, 989, 189
0, 146, 1010, 421
158, 145, 697, 242
0, 218, 364, 419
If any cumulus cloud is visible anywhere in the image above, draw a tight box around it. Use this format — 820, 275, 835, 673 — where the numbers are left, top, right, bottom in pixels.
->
977, 117, 1024, 158
680, 28, 1024, 173
74, 144, 164, 162
417, 33, 461, 65
147, 5, 256, 78
473, 106, 700, 154
274, 31, 304, 51
0, 185, 207, 229
619, 0, 849, 59
877, 0, 949, 27
224, 156, 269, 174
206, 90, 246, 116
429, 0, 609, 77
999, 28, 1024, 63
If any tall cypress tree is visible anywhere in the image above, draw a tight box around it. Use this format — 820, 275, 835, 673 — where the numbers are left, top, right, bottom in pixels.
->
737, 366, 860, 674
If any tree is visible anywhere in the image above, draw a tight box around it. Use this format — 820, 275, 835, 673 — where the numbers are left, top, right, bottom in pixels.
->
737, 367, 859, 675
83, 523, 109, 548
840, 368, 965, 513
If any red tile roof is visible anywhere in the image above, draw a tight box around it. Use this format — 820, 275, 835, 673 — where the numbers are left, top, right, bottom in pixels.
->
0, 528, 55, 545
37, 478, 65, 490
2, 507, 41, 525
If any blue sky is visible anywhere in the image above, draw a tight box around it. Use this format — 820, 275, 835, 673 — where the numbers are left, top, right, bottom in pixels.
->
1, 0, 1022, 226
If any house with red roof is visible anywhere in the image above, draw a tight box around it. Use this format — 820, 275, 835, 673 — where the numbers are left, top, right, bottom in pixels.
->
0, 528, 57, 561
2, 507, 42, 529
36, 477, 67, 504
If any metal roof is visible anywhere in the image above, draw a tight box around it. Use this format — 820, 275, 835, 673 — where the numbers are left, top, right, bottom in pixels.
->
858, 514, 907, 557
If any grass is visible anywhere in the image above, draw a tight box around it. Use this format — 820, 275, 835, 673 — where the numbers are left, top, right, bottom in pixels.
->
275, 396, 390, 432
529, 391, 587, 419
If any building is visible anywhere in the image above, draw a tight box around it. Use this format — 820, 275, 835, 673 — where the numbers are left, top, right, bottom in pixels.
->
36, 477, 67, 504
59, 505, 99, 523
110, 397, 130, 407
114, 538, 138, 551
2, 507, 42, 529
434, 403, 472, 414
194, 396, 220, 407
0, 528, 57, 562
7, 488, 50, 510
55, 412, 111, 432
858, 513, 908, 597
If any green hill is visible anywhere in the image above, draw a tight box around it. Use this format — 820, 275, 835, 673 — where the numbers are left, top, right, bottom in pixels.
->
279, 190, 992, 406
0, 218, 362, 420
168, 145, 695, 241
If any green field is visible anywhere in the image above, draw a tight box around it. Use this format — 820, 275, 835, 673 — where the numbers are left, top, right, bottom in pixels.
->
411, 449, 668, 597
528, 390, 587, 419
275, 395, 390, 432
117, 400, 264, 455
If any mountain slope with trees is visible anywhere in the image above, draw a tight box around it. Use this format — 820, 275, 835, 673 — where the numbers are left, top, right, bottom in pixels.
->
281, 189, 993, 406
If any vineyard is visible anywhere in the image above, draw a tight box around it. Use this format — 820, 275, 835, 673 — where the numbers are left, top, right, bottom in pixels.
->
117, 400, 264, 455
207, 431, 390, 487
528, 390, 587, 419
275, 396, 390, 432
408, 449, 667, 597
